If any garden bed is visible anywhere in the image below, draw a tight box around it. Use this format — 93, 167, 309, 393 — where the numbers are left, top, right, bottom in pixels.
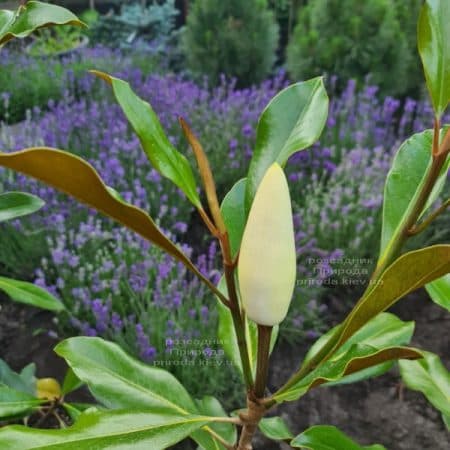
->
1, 290, 448, 449
1, 2, 450, 449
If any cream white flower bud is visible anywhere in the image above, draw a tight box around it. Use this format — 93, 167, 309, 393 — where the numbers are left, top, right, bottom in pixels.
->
238, 163, 296, 326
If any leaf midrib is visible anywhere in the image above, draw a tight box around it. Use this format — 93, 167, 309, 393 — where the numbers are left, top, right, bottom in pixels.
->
277, 346, 418, 401
62, 354, 191, 416
25, 416, 208, 450
277, 79, 321, 162
0, 400, 40, 407
113, 79, 198, 206
435, 10, 447, 113
381, 158, 429, 263
341, 250, 450, 345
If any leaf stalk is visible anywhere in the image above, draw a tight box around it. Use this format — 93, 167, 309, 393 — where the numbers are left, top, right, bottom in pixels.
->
407, 199, 450, 236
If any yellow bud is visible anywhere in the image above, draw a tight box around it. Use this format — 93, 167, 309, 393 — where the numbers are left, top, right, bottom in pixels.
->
238, 163, 296, 326
36, 377, 61, 400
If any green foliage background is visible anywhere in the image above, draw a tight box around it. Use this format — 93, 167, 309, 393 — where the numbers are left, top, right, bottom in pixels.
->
183, 0, 279, 87
286, 0, 422, 97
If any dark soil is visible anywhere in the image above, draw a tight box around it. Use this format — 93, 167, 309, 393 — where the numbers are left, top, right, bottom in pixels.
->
1, 290, 449, 449
0, 296, 66, 379
0, 294, 93, 429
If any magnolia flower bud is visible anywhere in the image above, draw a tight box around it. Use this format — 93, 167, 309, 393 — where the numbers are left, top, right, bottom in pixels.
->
238, 163, 296, 326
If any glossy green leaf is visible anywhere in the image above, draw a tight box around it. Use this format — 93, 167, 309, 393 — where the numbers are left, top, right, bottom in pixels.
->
0, 1, 83, 46
216, 283, 253, 378
443, 414, 450, 430
220, 178, 247, 258
259, 416, 293, 441
61, 367, 83, 396
399, 351, 450, 417
290, 425, 386, 450
0, 409, 210, 449
62, 403, 83, 422
274, 344, 421, 403
0, 192, 44, 222
216, 277, 278, 378
302, 313, 415, 385
0, 386, 41, 419
0, 276, 65, 312
19, 364, 36, 394
65, 402, 97, 413
245, 77, 328, 210
192, 396, 236, 450
425, 274, 450, 311
92, 71, 201, 208
55, 337, 198, 415
0, 359, 35, 395
0, 148, 211, 288
418, 0, 450, 117
63, 403, 98, 422
379, 130, 450, 265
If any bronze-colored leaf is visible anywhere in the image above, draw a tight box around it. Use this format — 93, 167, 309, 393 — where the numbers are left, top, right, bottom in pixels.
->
0, 148, 217, 294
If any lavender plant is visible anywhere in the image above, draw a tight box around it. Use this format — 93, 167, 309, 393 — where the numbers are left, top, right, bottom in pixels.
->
1, 63, 332, 344
0, 1, 78, 313
0, 0, 88, 430
0, 1, 450, 450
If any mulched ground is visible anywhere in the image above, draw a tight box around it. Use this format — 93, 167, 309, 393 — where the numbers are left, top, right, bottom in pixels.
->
0, 290, 449, 449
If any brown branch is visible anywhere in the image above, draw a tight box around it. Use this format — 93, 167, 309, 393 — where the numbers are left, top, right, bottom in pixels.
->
237, 397, 267, 450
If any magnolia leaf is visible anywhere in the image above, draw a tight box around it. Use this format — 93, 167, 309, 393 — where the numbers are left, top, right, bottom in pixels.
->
0, 386, 42, 419
192, 396, 236, 450
274, 344, 421, 403
302, 313, 415, 385
19, 364, 36, 394
0, 409, 210, 449
0, 359, 35, 395
220, 178, 247, 258
425, 274, 450, 312
443, 414, 450, 430
293, 245, 450, 380
216, 277, 278, 379
0, 148, 212, 289
0, 1, 84, 46
290, 425, 386, 450
246, 77, 328, 211
0, 192, 44, 222
63, 403, 97, 422
61, 367, 83, 396
0, 276, 65, 312
258, 416, 293, 441
217, 299, 248, 376
91, 71, 201, 208
338, 245, 450, 349
62, 403, 83, 422
399, 351, 450, 418
55, 337, 198, 415
379, 129, 450, 265
418, 0, 450, 117
57, 343, 237, 448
